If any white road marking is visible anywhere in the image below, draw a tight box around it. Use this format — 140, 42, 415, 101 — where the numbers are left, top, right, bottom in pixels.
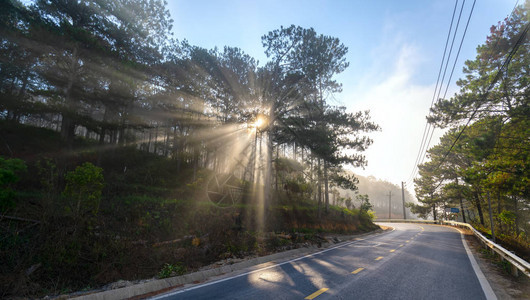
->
453, 227, 497, 300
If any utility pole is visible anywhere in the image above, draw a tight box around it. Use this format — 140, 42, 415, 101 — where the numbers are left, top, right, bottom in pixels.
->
401, 182, 406, 219
387, 191, 392, 219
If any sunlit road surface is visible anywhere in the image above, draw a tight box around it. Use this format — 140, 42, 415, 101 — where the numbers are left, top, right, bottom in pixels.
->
152, 223, 491, 300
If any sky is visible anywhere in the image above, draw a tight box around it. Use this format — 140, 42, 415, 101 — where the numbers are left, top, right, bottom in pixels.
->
166, 0, 518, 192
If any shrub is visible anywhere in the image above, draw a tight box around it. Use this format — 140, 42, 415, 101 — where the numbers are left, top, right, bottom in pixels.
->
158, 263, 186, 278
357, 194, 373, 212
0, 156, 27, 212
63, 162, 104, 218
498, 210, 516, 232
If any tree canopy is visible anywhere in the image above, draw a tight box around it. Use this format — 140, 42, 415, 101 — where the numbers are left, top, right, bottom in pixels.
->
1, 1, 379, 217
412, 2, 529, 241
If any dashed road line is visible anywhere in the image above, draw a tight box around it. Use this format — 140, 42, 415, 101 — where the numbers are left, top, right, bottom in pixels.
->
375, 256, 383, 261
390, 249, 395, 252
351, 267, 364, 274
305, 288, 329, 299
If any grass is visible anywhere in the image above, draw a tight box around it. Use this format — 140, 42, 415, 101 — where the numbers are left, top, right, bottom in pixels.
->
158, 263, 186, 279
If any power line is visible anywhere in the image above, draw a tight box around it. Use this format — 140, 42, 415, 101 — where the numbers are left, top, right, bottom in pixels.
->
433, 0, 467, 108
407, 0, 469, 185
430, 21, 529, 192
406, 0, 460, 184
407, 0, 521, 190
440, 0, 476, 101
418, 0, 476, 168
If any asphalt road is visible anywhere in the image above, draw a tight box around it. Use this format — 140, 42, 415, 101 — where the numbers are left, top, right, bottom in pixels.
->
152, 223, 494, 300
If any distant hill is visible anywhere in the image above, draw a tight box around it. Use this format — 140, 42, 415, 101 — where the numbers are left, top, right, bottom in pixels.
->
335, 172, 418, 220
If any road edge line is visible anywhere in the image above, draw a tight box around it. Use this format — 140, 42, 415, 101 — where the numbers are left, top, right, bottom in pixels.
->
149, 228, 392, 299
455, 227, 497, 300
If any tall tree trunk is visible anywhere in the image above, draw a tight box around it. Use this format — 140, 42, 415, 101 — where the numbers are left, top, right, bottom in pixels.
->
263, 104, 276, 210
153, 125, 158, 154
204, 150, 210, 169
513, 196, 519, 236
275, 145, 279, 192
99, 107, 108, 145
264, 131, 273, 208
309, 155, 315, 202
118, 124, 125, 146
459, 198, 466, 223
456, 177, 466, 223
110, 129, 117, 144
497, 192, 502, 215
96, 108, 109, 166
10, 70, 30, 122
193, 149, 198, 181
164, 125, 170, 157
60, 110, 76, 148
317, 80, 324, 218
147, 126, 153, 153
61, 47, 79, 149
474, 190, 485, 226
317, 158, 322, 220
324, 161, 329, 213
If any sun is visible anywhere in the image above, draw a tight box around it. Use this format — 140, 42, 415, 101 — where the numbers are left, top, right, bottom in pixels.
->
254, 117, 264, 129
254, 114, 269, 130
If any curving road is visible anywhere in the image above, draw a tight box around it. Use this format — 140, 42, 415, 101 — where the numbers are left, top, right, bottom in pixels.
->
152, 223, 495, 300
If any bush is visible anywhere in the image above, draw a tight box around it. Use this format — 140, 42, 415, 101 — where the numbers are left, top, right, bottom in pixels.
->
158, 263, 186, 278
63, 162, 104, 218
0, 156, 26, 212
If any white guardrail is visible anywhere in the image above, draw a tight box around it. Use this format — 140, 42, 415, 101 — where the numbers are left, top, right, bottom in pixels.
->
377, 219, 530, 277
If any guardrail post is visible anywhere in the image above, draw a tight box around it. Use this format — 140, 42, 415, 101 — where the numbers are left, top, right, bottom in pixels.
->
511, 264, 519, 277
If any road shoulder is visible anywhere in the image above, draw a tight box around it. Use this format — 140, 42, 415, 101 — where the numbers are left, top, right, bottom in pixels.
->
463, 231, 530, 300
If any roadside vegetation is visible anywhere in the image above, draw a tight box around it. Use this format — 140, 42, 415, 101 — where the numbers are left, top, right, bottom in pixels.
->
0, 0, 379, 297
410, 2, 529, 260
0, 125, 377, 297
